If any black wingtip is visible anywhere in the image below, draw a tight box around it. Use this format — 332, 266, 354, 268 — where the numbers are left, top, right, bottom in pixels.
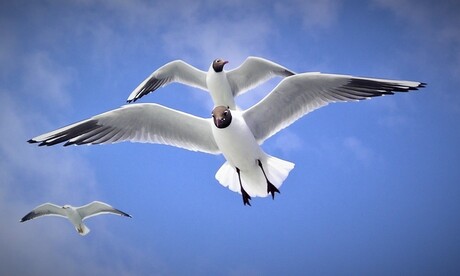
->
285, 69, 296, 76
29, 141, 48, 146
20, 212, 33, 222
27, 139, 37, 144
411, 82, 427, 91
114, 208, 132, 218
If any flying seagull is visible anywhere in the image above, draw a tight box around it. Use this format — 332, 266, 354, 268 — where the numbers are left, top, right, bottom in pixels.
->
126, 56, 295, 108
20, 201, 132, 235
29, 73, 426, 205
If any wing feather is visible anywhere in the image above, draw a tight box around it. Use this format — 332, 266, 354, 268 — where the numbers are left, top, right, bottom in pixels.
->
20, 203, 67, 222
77, 201, 131, 220
28, 103, 220, 154
243, 73, 425, 143
127, 60, 207, 102
226, 56, 295, 97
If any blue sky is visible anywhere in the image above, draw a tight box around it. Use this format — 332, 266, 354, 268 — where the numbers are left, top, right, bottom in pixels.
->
1, 0, 459, 275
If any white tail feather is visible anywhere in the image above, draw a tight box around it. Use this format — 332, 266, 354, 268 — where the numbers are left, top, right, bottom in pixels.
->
215, 155, 295, 198
76, 223, 90, 236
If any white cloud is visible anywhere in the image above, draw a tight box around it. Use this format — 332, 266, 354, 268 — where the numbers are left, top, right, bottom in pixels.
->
299, 134, 376, 170
343, 136, 373, 162
374, 0, 460, 82
0, 90, 98, 202
0, 35, 157, 272
274, 0, 341, 30
372, 0, 427, 24
378, 113, 409, 128
367, 96, 414, 129
0, 89, 166, 275
161, 13, 274, 64
68, 0, 275, 65
21, 52, 75, 108
269, 130, 304, 156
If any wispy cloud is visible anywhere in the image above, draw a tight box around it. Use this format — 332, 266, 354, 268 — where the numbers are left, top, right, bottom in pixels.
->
0, 29, 145, 272
343, 136, 374, 163
21, 52, 75, 108
269, 129, 304, 156
0, 90, 165, 275
373, 0, 460, 112
160, 9, 274, 63
274, 0, 341, 30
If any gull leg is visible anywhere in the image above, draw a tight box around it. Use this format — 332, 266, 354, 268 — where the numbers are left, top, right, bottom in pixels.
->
236, 167, 251, 206
257, 159, 280, 199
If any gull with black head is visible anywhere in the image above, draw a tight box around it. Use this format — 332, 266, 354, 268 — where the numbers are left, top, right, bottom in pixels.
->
29, 71, 426, 205
212, 106, 287, 205
126, 56, 295, 108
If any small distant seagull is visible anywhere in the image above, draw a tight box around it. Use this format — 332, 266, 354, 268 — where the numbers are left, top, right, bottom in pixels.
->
126, 56, 295, 108
20, 201, 131, 236
28, 72, 426, 205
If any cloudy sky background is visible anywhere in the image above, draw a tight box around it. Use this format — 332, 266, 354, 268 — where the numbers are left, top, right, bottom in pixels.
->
1, 0, 459, 275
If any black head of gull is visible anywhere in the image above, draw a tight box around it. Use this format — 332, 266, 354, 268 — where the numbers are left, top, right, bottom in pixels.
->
212, 59, 228, 73
212, 106, 232, 129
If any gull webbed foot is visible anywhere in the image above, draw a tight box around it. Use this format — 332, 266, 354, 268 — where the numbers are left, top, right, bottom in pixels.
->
236, 167, 252, 206
257, 159, 280, 200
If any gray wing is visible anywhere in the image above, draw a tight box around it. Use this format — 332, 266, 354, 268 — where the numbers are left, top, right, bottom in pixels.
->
226, 56, 295, 97
243, 73, 426, 143
127, 60, 207, 102
20, 203, 67, 222
28, 103, 220, 154
77, 201, 131, 220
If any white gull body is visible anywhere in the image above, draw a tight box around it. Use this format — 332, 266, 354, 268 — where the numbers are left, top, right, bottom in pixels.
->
29, 72, 425, 204
212, 109, 294, 198
126, 56, 295, 108
20, 201, 131, 235
206, 61, 236, 108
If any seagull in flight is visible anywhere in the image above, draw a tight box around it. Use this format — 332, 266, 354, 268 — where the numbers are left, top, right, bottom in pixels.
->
29, 72, 425, 205
126, 56, 295, 108
20, 201, 132, 235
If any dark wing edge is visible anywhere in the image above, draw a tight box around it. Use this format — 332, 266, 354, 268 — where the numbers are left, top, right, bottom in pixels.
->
127, 76, 171, 103
28, 119, 101, 147
20, 211, 41, 222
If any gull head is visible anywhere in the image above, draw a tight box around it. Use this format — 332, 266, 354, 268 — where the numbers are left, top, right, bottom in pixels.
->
212, 59, 228, 73
212, 106, 232, 129
62, 205, 71, 209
